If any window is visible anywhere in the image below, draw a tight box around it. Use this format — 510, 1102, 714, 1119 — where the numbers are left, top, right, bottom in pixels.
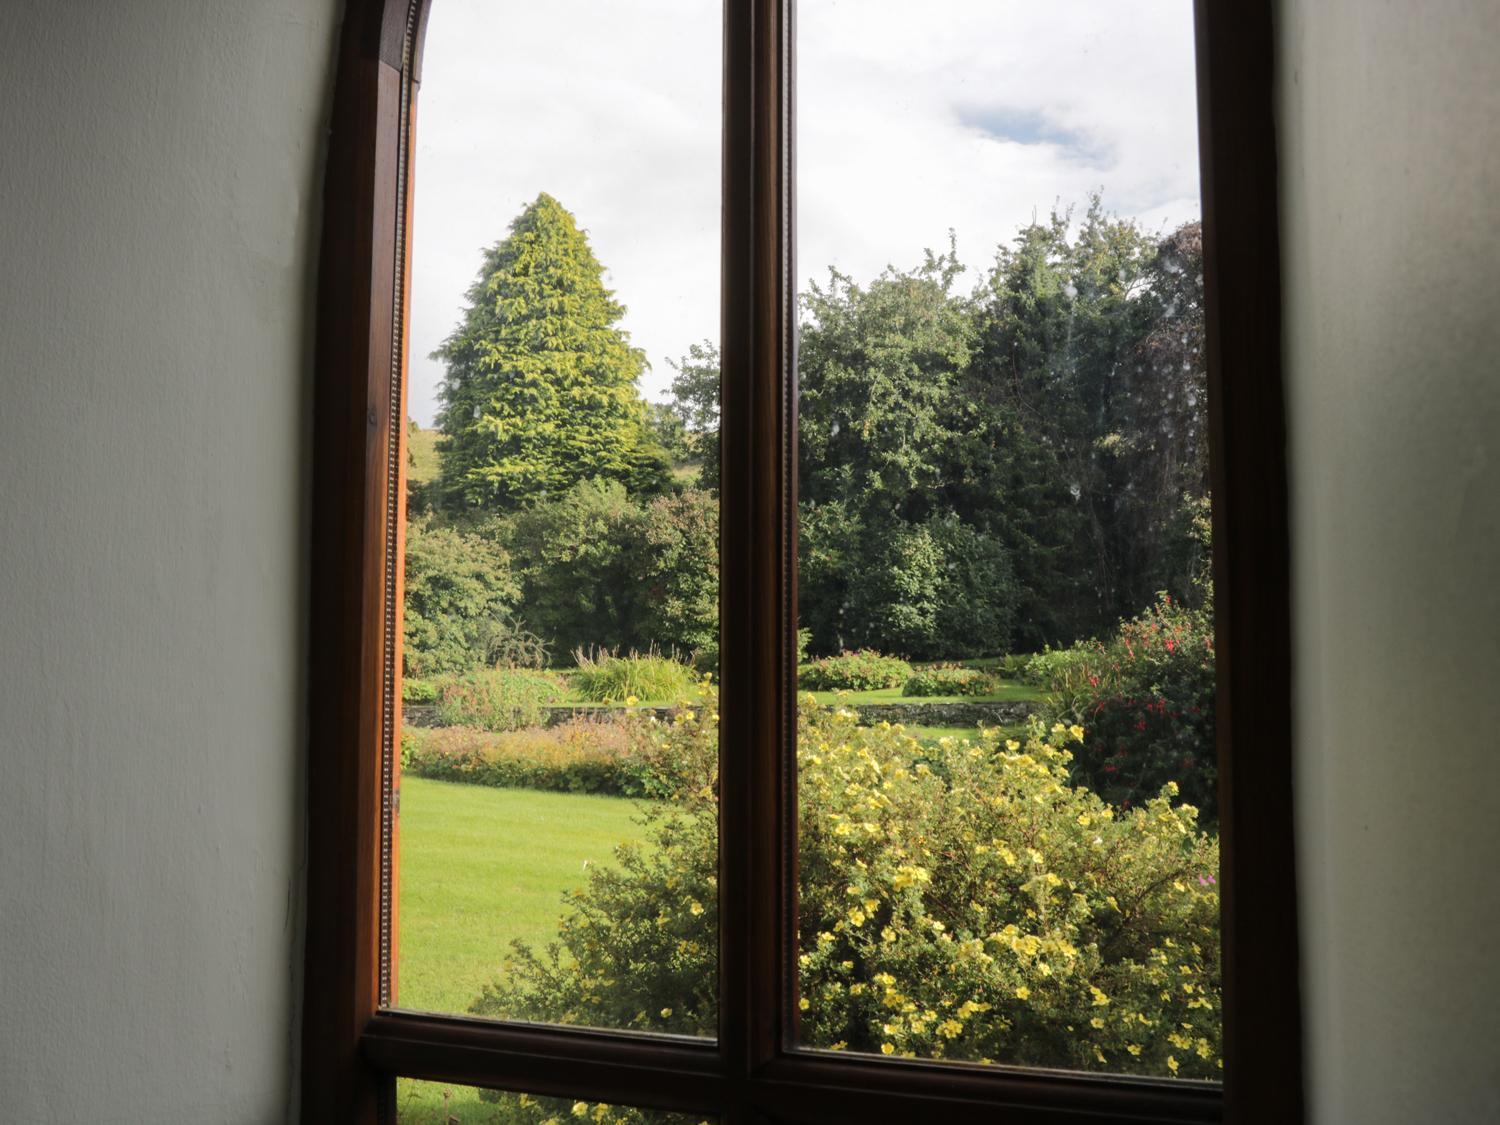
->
305, 1, 1302, 1121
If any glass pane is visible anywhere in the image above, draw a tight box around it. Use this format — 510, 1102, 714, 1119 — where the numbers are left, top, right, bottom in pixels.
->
794, 0, 1220, 1079
395, 1079, 712, 1125
394, 0, 720, 1037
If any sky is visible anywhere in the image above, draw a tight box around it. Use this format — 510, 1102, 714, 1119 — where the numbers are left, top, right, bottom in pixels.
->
408, 0, 1201, 426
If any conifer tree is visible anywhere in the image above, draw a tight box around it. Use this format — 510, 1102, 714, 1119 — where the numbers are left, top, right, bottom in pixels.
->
435, 193, 670, 510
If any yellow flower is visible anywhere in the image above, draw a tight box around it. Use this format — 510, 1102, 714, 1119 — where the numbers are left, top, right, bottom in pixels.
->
880, 1043, 895, 1055
1166, 1056, 1179, 1074
1014, 986, 1030, 1000
1069, 724, 1085, 742
848, 907, 866, 926
1005, 739, 1021, 751
660, 1008, 673, 1018
572, 1102, 590, 1118
624, 695, 640, 707
799, 997, 810, 1010
689, 900, 704, 916
1090, 1017, 1105, 1029
1090, 986, 1110, 1006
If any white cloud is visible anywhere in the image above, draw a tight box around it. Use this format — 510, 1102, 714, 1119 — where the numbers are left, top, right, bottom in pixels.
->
409, 0, 1200, 425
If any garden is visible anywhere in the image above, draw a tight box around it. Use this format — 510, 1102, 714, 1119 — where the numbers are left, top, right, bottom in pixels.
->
394, 194, 1219, 1122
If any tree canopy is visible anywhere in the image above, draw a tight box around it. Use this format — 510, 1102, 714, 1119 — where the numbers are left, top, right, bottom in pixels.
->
435, 193, 671, 511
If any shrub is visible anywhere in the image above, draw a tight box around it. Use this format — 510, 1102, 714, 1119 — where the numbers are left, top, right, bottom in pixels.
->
798, 650, 913, 692
506, 481, 719, 661
402, 677, 438, 706
432, 668, 567, 732
802, 513, 1017, 661
470, 699, 1221, 1112
571, 649, 700, 703
1046, 593, 1216, 821
402, 516, 521, 678
403, 705, 715, 801
1021, 642, 1110, 690
507, 480, 641, 656
901, 664, 1001, 697
629, 489, 719, 667
403, 720, 629, 795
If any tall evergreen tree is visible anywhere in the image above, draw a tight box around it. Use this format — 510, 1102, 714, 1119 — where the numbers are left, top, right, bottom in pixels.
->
435, 193, 671, 511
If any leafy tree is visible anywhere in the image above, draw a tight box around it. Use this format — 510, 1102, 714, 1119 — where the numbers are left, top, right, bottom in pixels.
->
794, 247, 1016, 658
968, 202, 1209, 644
402, 516, 521, 678
434, 193, 671, 511
666, 340, 721, 490
505, 479, 640, 656
644, 401, 692, 467
798, 247, 973, 522
629, 489, 719, 665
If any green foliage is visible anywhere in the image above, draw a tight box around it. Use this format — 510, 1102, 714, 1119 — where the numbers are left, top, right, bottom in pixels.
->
403, 721, 634, 794
836, 517, 1015, 660
999, 653, 1031, 679
402, 677, 438, 705
666, 341, 721, 490
1044, 592, 1217, 821
506, 481, 718, 660
435, 193, 671, 511
794, 250, 1019, 658
401, 717, 709, 800
432, 668, 567, 732
402, 516, 521, 678
1022, 642, 1110, 690
771, 204, 1211, 656
901, 665, 1001, 698
966, 204, 1210, 645
506, 479, 640, 655
798, 650, 913, 691
644, 401, 693, 466
629, 490, 719, 666
570, 649, 700, 704
470, 700, 1220, 1102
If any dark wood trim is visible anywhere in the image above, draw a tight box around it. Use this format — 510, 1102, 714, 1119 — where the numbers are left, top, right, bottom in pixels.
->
1194, 2, 1306, 1123
753, 1053, 1219, 1124
719, 0, 796, 1100
306, 1, 1302, 1121
362, 1012, 723, 1114
304, 2, 422, 1121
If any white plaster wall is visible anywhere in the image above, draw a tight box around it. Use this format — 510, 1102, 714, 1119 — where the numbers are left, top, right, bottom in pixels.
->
1279, 1, 1500, 1121
0, 2, 340, 1121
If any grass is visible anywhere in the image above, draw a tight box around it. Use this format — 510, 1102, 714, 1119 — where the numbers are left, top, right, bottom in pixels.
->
395, 777, 648, 1120
569, 649, 699, 703
407, 424, 444, 485
397, 777, 647, 1016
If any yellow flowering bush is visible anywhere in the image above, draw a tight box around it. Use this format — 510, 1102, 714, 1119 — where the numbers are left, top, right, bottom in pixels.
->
469, 695, 1219, 1120
797, 703, 1219, 1077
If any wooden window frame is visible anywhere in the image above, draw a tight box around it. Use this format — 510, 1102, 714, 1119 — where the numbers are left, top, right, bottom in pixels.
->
303, 2, 1303, 1121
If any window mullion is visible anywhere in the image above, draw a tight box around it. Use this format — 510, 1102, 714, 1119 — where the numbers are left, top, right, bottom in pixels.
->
717, 0, 796, 1086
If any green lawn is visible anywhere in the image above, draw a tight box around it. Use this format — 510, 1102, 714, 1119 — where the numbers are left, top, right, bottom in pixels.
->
395, 778, 648, 1120
397, 777, 647, 1016
407, 425, 444, 486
